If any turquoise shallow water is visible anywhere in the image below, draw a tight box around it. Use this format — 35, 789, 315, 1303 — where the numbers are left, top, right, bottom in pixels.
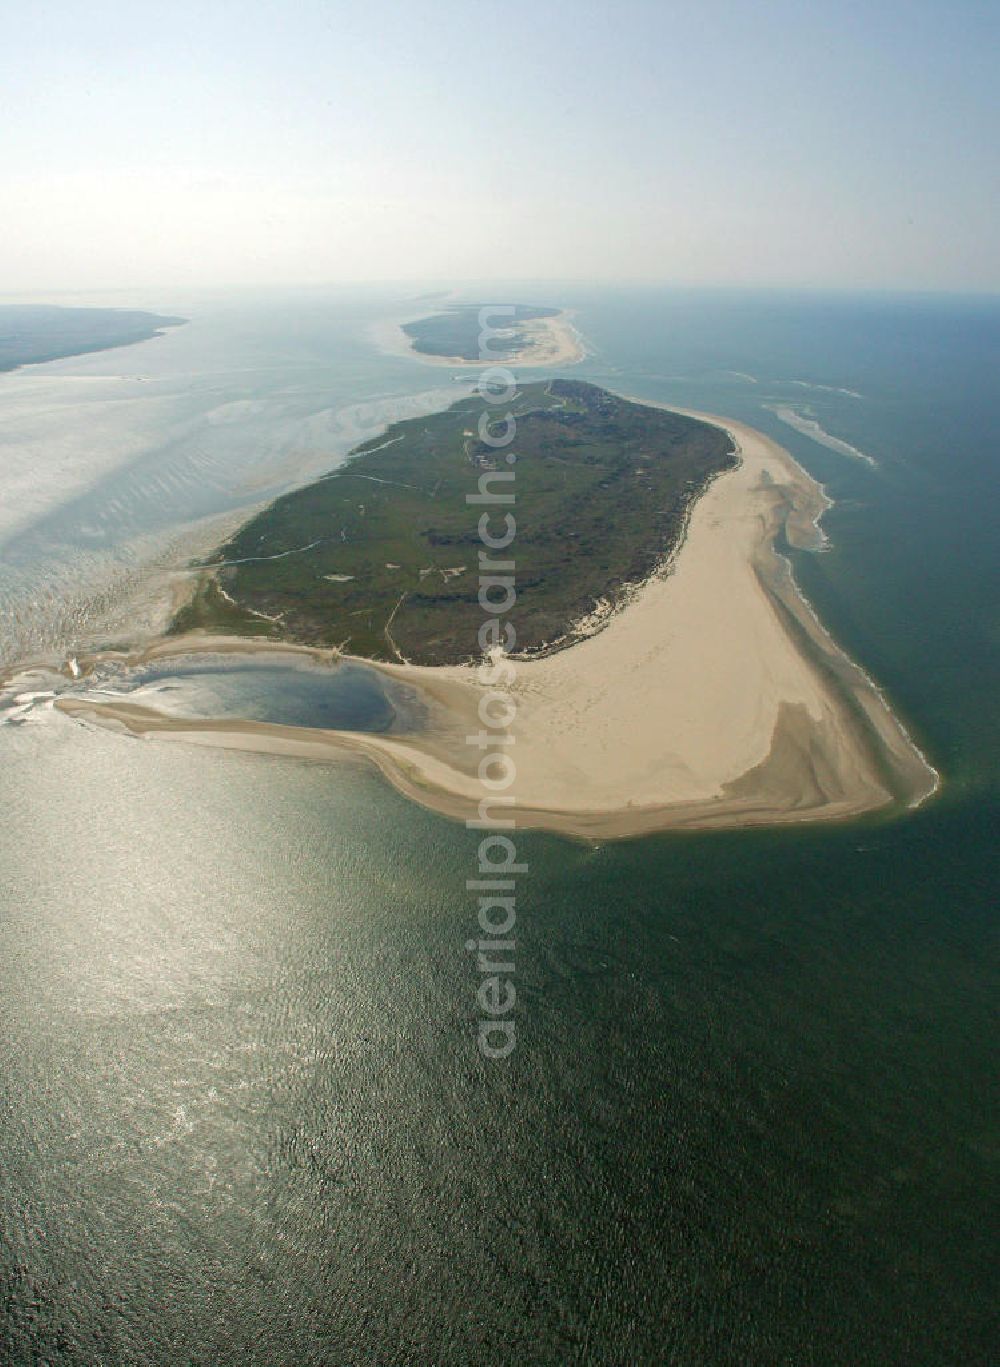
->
0, 287, 997, 1363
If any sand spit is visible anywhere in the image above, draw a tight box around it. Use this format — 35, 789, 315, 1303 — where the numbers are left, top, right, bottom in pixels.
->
54, 411, 939, 840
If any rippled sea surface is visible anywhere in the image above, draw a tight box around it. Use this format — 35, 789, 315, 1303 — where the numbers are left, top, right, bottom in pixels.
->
1, 286, 997, 1363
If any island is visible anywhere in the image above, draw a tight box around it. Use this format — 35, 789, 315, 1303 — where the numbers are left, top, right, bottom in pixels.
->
171, 381, 736, 664
402, 304, 560, 360
0, 305, 186, 372
384, 303, 585, 367
60, 384, 940, 838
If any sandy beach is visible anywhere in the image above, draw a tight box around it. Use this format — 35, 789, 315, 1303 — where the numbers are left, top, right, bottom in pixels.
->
55, 410, 940, 839
373, 308, 586, 369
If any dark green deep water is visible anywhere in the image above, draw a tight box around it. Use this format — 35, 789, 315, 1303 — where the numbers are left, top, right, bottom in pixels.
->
0, 289, 996, 1363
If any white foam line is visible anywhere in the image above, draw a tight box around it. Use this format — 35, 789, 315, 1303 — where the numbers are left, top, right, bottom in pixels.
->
784, 380, 864, 400
766, 405, 877, 467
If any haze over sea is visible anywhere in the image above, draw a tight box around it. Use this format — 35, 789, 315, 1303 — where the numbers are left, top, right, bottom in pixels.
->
1, 287, 996, 1362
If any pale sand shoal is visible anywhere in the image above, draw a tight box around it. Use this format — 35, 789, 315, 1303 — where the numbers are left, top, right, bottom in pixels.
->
372, 310, 586, 369
56, 412, 940, 839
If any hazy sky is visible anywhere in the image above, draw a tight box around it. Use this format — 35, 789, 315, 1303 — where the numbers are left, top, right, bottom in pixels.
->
2, 0, 996, 292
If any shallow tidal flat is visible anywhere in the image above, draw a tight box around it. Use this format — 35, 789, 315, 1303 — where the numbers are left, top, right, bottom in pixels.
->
54, 394, 939, 838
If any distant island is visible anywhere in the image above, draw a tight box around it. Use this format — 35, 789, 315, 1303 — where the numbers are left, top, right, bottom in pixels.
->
385, 302, 585, 368
402, 304, 560, 360
0, 305, 186, 372
170, 380, 736, 664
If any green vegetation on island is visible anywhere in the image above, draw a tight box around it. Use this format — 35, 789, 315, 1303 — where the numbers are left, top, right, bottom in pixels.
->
171, 380, 736, 666
401, 304, 560, 361
0, 305, 186, 372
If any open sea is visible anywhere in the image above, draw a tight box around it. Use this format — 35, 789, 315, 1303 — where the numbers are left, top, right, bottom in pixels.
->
0, 285, 996, 1364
